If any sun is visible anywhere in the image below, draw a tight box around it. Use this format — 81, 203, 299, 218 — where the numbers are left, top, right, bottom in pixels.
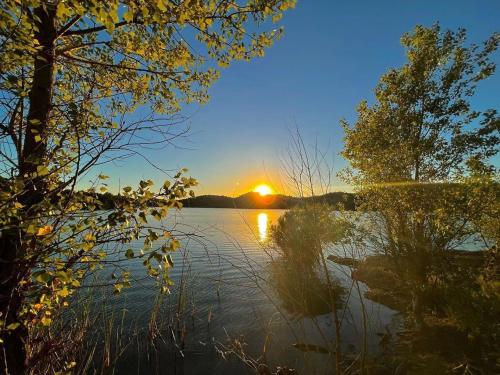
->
254, 184, 273, 196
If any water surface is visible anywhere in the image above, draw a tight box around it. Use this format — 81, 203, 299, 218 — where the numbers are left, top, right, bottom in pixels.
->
94, 208, 397, 374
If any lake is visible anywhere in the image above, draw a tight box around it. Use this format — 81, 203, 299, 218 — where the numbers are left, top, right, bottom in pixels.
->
89, 208, 398, 374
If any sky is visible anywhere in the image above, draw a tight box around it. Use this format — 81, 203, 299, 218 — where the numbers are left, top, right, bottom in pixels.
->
93, 0, 500, 196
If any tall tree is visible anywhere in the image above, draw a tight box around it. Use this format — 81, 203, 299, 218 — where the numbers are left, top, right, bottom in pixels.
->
0, 0, 296, 372
343, 25, 498, 185
341, 25, 499, 326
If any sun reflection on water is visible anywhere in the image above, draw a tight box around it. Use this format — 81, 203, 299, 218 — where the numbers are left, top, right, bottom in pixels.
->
257, 212, 268, 242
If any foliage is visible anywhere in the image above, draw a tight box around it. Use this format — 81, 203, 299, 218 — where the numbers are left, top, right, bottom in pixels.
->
341, 23, 499, 296
0, 0, 295, 372
269, 203, 348, 316
340, 24, 500, 371
271, 203, 348, 267
342, 24, 499, 186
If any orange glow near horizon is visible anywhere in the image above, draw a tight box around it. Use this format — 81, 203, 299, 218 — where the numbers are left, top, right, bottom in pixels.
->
254, 184, 273, 196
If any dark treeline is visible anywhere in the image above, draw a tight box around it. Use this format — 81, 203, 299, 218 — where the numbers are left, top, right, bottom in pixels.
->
181, 191, 355, 210
2, 178, 355, 211
84, 190, 355, 210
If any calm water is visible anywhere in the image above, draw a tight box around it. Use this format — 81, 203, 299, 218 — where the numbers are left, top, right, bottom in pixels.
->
92, 208, 398, 374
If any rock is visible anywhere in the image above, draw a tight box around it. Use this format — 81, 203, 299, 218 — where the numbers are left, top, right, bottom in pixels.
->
327, 255, 360, 267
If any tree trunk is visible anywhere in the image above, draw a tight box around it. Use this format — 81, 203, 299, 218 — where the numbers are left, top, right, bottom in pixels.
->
411, 288, 425, 330
411, 240, 428, 331
0, 229, 28, 375
0, 5, 56, 374
21, 4, 57, 203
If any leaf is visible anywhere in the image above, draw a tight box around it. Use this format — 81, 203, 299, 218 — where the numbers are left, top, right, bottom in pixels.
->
41, 316, 52, 326
33, 303, 43, 311
151, 209, 162, 220
36, 165, 49, 176
170, 239, 180, 251
123, 10, 134, 22
125, 249, 134, 259
157, 0, 167, 12
138, 212, 147, 224
57, 287, 70, 298
161, 286, 170, 294
56, 2, 70, 18
33, 271, 51, 284
113, 284, 123, 295
6, 322, 20, 330
166, 254, 174, 267
55, 270, 71, 282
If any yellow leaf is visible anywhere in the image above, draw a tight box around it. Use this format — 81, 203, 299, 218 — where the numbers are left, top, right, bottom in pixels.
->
36, 165, 49, 176
56, 2, 69, 18
156, 0, 164, 11
57, 287, 70, 298
37, 225, 53, 236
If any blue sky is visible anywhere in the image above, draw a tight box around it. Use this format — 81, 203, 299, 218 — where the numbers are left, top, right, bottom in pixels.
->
94, 0, 500, 196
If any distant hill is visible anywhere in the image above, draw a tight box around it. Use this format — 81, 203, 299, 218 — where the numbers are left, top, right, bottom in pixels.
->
181, 192, 355, 210
0, 183, 354, 210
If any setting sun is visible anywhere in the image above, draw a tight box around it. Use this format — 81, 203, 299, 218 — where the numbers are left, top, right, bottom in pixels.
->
254, 184, 273, 196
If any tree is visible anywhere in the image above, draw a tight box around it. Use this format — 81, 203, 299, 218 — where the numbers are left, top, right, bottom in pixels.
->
0, 0, 296, 372
341, 25, 499, 327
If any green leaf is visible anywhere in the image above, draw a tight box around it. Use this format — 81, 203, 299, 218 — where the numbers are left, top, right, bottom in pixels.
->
6, 322, 20, 330
36, 165, 49, 176
138, 212, 147, 224
33, 271, 51, 284
55, 271, 71, 282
